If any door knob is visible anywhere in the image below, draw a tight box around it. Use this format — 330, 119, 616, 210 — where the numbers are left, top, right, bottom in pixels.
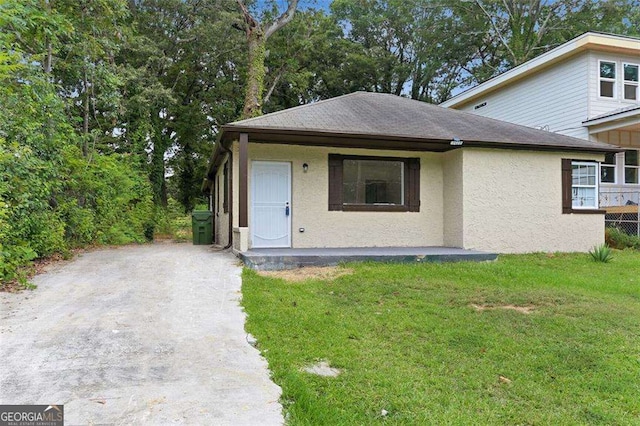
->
285, 202, 290, 216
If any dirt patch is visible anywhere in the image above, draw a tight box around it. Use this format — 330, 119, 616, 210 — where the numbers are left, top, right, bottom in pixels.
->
498, 375, 512, 384
471, 304, 535, 314
258, 266, 353, 282
302, 360, 341, 377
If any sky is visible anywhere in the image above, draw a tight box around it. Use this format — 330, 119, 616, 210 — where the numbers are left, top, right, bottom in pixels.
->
251, 0, 333, 13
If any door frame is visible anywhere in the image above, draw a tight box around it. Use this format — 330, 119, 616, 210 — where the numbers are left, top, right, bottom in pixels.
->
250, 160, 292, 248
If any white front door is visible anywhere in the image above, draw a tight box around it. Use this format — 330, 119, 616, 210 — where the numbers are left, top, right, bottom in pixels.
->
251, 161, 291, 248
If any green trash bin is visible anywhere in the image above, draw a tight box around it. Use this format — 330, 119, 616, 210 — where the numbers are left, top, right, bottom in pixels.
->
192, 210, 213, 245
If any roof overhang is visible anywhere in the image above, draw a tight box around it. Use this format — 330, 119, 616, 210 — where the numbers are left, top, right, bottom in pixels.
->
221, 125, 620, 153
204, 124, 619, 179
584, 107, 640, 134
441, 32, 640, 109
221, 126, 458, 152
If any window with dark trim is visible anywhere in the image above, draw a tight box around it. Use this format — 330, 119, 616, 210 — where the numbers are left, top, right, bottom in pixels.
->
562, 159, 603, 214
223, 161, 229, 213
328, 154, 420, 212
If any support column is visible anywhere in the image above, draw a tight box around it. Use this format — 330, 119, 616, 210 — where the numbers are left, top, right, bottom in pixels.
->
239, 133, 249, 228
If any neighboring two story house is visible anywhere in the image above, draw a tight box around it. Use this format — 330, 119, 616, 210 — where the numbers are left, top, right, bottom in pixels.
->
441, 32, 640, 214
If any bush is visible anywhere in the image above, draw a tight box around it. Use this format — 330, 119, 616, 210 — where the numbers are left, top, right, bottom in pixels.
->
589, 243, 613, 263
605, 227, 640, 250
151, 199, 193, 242
0, 32, 158, 287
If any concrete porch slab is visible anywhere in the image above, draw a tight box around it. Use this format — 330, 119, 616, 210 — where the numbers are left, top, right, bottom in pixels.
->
236, 247, 498, 271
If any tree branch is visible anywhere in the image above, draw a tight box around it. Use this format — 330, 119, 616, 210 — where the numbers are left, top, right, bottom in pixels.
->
264, 0, 299, 39
263, 66, 285, 105
235, 0, 259, 35
475, 0, 517, 64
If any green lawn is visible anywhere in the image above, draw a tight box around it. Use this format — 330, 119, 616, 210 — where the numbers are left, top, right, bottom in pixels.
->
241, 251, 640, 425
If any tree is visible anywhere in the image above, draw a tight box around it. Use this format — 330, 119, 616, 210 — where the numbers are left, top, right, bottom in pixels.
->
260, 9, 359, 109
330, 0, 475, 103
0, 0, 154, 284
461, 0, 640, 87
123, 0, 244, 210
235, 0, 299, 118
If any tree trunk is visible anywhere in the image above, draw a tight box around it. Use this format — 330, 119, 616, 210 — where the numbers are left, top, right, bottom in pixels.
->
43, 0, 52, 74
150, 138, 169, 207
44, 41, 52, 74
235, 0, 298, 119
82, 67, 90, 157
242, 29, 267, 119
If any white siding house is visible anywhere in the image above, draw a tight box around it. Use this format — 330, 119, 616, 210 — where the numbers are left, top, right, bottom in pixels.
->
442, 32, 640, 219
452, 52, 591, 139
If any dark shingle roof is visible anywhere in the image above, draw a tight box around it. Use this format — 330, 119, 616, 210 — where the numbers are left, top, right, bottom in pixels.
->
223, 92, 616, 152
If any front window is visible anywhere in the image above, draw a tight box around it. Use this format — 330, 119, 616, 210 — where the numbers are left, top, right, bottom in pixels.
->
624, 150, 639, 184
623, 63, 639, 101
599, 61, 616, 98
343, 159, 404, 205
600, 152, 616, 183
328, 154, 420, 212
572, 162, 598, 209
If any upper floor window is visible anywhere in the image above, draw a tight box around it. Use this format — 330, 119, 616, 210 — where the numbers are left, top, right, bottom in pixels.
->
623, 63, 639, 101
599, 61, 616, 98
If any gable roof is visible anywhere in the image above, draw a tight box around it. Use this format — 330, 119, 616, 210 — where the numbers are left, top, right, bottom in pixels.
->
441, 32, 640, 109
221, 91, 616, 153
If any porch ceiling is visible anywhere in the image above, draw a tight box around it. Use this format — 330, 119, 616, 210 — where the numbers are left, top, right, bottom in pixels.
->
589, 120, 640, 135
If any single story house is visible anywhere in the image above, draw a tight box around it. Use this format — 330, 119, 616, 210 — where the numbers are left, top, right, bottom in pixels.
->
204, 91, 617, 256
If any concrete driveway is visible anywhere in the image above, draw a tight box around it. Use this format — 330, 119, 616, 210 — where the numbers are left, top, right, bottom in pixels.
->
0, 243, 283, 425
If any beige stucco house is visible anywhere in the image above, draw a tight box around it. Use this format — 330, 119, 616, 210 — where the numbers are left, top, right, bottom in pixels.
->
204, 91, 617, 256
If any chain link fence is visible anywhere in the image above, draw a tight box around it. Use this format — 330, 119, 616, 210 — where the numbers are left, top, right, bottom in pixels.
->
600, 190, 640, 237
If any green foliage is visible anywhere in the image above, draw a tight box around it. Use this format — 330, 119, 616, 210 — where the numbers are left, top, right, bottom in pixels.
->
153, 199, 192, 242
0, 0, 155, 286
589, 243, 614, 263
59, 145, 154, 246
605, 226, 640, 250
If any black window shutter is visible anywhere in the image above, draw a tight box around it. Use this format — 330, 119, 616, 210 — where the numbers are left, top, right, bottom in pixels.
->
328, 154, 343, 211
408, 158, 420, 212
561, 159, 572, 214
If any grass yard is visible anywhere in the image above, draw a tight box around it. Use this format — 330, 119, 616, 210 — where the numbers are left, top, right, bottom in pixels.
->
242, 251, 640, 425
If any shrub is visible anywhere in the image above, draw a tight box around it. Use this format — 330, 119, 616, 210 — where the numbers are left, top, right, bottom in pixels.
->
605, 227, 640, 250
589, 243, 613, 263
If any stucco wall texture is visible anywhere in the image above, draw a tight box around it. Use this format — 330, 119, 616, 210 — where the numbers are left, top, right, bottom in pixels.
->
223, 142, 605, 253
246, 144, 444, 248
460, 149, 604, 253
442, 150, 464, 248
